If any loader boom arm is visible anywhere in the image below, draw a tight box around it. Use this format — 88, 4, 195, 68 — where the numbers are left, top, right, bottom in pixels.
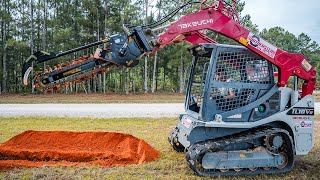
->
152, 0, 316, 97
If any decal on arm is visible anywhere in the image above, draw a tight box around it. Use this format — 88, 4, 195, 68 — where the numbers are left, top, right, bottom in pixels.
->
247, 32, 277, 58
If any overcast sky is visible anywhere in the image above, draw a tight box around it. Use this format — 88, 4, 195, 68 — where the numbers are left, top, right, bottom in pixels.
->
242, 0, 320, 44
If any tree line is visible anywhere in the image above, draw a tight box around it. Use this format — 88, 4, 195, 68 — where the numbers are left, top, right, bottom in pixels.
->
0, 0, 319, 94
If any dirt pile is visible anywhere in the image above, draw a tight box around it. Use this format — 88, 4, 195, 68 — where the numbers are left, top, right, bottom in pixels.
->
0, 131, 160, 170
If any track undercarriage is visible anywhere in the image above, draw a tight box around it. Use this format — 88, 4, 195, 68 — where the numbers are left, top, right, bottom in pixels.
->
184, 127, 294, 176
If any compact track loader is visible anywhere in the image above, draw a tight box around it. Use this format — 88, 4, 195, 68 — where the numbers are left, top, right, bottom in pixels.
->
169, 43, 315, 176
22, 0, 317, 176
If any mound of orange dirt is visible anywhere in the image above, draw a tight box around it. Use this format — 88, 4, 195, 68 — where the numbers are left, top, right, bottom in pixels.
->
0, 131, 160, 170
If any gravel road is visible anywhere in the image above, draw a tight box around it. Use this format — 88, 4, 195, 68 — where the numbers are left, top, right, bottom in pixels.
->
0, 103, 184, 118
0, 103, 319, 118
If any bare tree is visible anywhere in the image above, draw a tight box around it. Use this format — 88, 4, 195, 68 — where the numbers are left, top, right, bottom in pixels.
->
103, 72, 106, 94
126, 68, 129, 94
103, 0, 108, 94
144, 0, 148, 93
30, 0, 35, 94
133, 68, 137, 93
1, 0, 7, 93
96, 5, 102, 93
152, 52, 157, 93
41, 0, 47, 92
87, 79, 91, 93
2, 44, 7, 93
93, 76, 97, 93
152, 0, 161, 93
179, 51, 184, 93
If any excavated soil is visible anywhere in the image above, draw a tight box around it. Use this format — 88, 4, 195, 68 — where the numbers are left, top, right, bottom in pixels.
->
0, 131, 160, 170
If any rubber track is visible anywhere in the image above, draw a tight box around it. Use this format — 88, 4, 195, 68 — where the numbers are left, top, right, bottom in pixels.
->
186, 127, 295, 177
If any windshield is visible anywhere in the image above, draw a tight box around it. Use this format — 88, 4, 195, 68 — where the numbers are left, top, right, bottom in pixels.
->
188, 57, 211, 113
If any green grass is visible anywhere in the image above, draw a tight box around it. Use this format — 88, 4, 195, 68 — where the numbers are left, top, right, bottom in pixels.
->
0, 117, 319, 179
0, 93, 185, 104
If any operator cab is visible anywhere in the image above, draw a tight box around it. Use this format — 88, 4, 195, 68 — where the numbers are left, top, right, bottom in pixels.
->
186, 44, 277, 122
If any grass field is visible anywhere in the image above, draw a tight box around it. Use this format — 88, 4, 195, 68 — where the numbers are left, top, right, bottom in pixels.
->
0, 117, 319, 179
0, 93, 318, 104
0, 93, 185, 104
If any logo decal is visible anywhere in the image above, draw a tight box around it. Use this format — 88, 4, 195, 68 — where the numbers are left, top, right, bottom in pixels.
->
178, 19, 214, 29
249, 34, 260, 47
227, 114, 242, 119
287, 107, 314, 116
301, 59, 312, 72
247, 32, 277, 58
182, 117, 192, 128
300, 121, 312, 128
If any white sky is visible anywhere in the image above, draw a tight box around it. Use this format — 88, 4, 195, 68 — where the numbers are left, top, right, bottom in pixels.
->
242, 0, 320, 44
